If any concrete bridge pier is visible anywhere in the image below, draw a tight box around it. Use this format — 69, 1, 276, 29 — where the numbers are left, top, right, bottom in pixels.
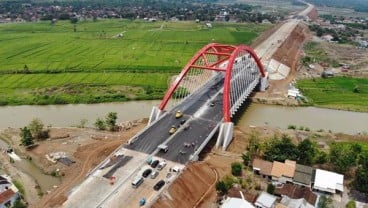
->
148, 106, 164, 125
260, 71, 269, 91
216, 122, 234, 150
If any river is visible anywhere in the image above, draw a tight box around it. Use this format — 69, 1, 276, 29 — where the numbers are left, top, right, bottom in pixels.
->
237, 103, 368, 135
0, 101, 367, 192
0, 100, 161, 129
1, 101, 367, 134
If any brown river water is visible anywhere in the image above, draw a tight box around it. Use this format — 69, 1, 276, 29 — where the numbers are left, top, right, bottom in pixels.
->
0, 101, 367, 192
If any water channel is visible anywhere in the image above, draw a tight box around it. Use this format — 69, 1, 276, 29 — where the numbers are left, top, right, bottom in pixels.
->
0, 139, 60, 192
0, 101, 367, 192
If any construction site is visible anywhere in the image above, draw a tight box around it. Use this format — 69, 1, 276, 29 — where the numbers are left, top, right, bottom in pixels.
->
3, 2, 366, 208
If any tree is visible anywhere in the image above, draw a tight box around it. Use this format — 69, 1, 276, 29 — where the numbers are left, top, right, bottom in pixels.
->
346, 200, 356, 208
105, 112, 118, 131
318, 195, 333, 208
231, 162, 242, 176
315, 151, 328, 164
329, 142, 361, 173
11, 198, 27, 208
215, 180, 229, 195
297, 139, 317, 165
248, 133, 261, 156
354, 150, 368, 193
70, 17, 78, 24
28, 118, 48, 140
264, 135, 298, 162
94, 118, 106, 130
20, 127, 34, 146
267, 183, 275, 194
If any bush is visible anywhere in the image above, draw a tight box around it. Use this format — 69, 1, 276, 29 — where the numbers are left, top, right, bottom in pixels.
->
94, 118, 106, 130
346, 200, 356, 208
12, 180, 25, 196
287, 125, 296, 130
12, 198, 27, 208
215, 180, 229, 195
242, 152, 251, 166
50, 170, 57, 177
231, 162, 243, 176
267, 184, 275, 194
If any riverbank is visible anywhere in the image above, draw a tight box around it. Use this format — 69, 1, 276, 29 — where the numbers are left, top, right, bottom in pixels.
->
0, 119, 147, 208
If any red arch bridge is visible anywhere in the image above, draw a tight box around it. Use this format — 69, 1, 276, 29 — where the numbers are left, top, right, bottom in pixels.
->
126, 43, 268, 163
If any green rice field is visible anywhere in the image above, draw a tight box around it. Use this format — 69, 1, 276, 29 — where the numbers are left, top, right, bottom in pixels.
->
0, 72, 170, 105
0, 19, 267, 73
297, 77, 368, 112
0, 19, 268, 105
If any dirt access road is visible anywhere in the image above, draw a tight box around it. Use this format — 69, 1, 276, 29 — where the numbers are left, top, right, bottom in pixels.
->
0, 119, 147, 208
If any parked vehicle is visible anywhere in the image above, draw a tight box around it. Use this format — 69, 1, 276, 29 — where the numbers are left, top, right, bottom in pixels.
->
132, 177, 144, 188
151, 160, 159, 168
153, 180, 165, 191
150, 171, 159, 179
157, 161, 167, 171
142, 168, 152, 178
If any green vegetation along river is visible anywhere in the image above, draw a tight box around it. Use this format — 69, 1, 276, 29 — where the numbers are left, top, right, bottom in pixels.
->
297, 77, 368, 112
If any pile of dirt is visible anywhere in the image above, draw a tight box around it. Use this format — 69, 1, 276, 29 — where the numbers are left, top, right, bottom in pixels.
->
272, 23, 309, 70
152, 162, 216, 208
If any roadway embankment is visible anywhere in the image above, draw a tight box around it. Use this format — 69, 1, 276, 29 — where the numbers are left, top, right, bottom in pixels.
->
152, 162, 216, 208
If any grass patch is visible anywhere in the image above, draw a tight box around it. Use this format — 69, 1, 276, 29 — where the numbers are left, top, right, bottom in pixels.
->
302, 41, 339, 67
12, 179, 25, 196
297, 77, 368, 112
0, 72, 170, 105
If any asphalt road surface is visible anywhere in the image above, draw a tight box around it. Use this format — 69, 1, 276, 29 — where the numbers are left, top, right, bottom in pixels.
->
125, 73, 225, 163
126, 67, 259, 164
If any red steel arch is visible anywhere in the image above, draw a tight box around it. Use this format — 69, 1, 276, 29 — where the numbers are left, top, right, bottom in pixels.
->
159, 43, 265, 122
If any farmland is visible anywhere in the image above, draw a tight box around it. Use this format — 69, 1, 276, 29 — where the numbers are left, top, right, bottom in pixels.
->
0, 19, 269, 105
297, 77, 368, 112
0, 19, 267, 73
0, 73, 169, 105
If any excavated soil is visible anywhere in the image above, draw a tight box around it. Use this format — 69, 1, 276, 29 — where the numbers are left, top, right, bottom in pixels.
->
29, 121, 147, 208
253, 22, 310, 105
152, 162, 217, 208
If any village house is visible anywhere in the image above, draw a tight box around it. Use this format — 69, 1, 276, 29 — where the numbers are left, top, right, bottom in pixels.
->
252, 158, 273, 179
293, 164, 314, 188
275, 183, 317, 208
255, 192, 277, 208
313, 169, 344, 194
270, 160, 296, 183
0, 175, 20, 208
